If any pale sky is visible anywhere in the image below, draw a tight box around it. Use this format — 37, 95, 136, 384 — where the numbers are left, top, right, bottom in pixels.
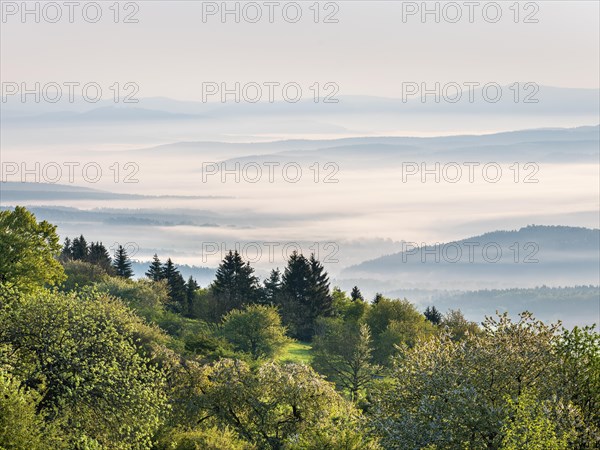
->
1, 1, 599, 101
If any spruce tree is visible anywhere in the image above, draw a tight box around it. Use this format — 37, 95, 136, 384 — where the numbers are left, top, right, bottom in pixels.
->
212, 250, 259, 317
424, 306, 443, 325
87, 242, 113, 273
262, 268, 282, 306
161, 258, 187, 312
281, 252, 333, 341
60, 237, 73, 261
145, 254, 163, 281
185, 276, 199, 317
350, 286, 364, 302
113, 245, 134, 279
308, 254, 333, 316
71, 235, 88, 260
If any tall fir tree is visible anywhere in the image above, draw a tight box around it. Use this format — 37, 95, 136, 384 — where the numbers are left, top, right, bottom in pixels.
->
262, 268, 282, 306
281, 252, 333, 341
308, 254, 333, 315
87, 242, 113, 273
112, 245, 134, 279
350, 286, 364, 302
71, 235, 89, 260
60, 237, 73, 261
185, 275, 199, 317
145, 254, 163, 281
211, 250, 259, 317
424, 305, 443, 325
162, 258, 187, 312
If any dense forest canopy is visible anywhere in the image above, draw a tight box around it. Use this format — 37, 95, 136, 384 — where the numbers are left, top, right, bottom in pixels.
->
0, 207, 598, 449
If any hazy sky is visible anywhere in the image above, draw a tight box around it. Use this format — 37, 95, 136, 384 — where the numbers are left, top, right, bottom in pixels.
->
2, 1, 599, 101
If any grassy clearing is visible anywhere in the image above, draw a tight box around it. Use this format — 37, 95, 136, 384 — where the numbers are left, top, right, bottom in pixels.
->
278, 341, 313, 364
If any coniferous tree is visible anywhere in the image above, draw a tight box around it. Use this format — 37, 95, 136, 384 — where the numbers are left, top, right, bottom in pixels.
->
262, 268, 282, 306
350, 286, 364, 302
113, 245, 134, 279
211, 250, 259, 317
60, 237, 73, 261
185, 275, 199, 317
424, 305, 443, 325
308, 254, 333, 313
71, 235, 88, 260
161, 258, 187, 312
87, 242, 113, 273
281, 252, 333, 341
145, 254, 163, 281
161, 258, 177, 282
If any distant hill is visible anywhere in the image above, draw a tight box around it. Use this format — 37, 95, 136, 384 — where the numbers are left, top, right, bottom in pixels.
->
3, 86, 599, 120
0, 182, 229, 202
341, 225, 600, 289
380, 286, 600, 329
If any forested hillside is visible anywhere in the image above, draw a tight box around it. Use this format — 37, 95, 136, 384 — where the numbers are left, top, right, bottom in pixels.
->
1, 207, 598, 449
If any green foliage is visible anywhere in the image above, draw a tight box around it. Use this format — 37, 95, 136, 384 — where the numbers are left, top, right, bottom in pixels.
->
261, 268, 282, 306
195, 359, 378, 449
366, 296, 435, 365
94, 278, 232, 360
369, 312, 576, 449
350, 286, 364, 302
60, 236, 115, 277
221, 305, 289, 360
211, 250, 259, 318
2, 211, 596, 450
61, 259, 109, 291
0, 370, 63, 450
441, 309, 480, 341
500, 389, 573, 450
96, 276, 169, 317
161, 258, 187, 313
280, 252, 333, 340
330, 287, 368, 322
186, 287, 218, 321
185, 276, 200, 317
146, 253, 163, 281
0, 289, 168, 449
71, 234, 89, 260
156, 426, 255, 450
556, 325, 600, 448
113, 245, 134, 278
0, 206, 65, 292
312, 318, 380, 400
424, 305, 442, 325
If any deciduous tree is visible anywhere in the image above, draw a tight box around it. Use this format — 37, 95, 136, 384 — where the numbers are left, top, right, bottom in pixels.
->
0, 206, 65, 292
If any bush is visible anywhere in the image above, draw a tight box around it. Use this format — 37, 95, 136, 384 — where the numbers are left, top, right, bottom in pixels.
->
0, 289, 168, 449
0, 370, 63, 450
221, 305, 290, 360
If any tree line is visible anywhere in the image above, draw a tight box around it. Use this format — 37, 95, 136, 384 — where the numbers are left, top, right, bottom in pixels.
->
1, 206, 598, 450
